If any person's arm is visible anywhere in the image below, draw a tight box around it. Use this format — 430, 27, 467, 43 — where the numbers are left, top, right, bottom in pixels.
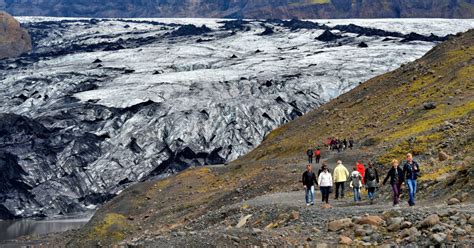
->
399, 168, 405, 183
302, 173, 306, 187
375, 169, 380, 183
313, 173, 318, 186
383, 169, 390, 185
318, 173, 322, 186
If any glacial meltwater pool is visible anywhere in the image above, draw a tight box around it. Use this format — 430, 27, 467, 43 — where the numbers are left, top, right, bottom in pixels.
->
0, 217, 90, 241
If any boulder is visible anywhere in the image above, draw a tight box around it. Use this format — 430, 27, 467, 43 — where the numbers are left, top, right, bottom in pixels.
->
438, 151, 449, 161
339, 235, 352, 245
420, 214, 440, 228
328, 218, 352, 232
289, 210, 300, 220
423, 102, 437, 110
431, 233, 447, 244
0, 11, 32, 59
400, 221, 413, 229
354, 215, 384, 226
400, 227, 420, 238
469, 216, 474, 225
447, 198, 460, 205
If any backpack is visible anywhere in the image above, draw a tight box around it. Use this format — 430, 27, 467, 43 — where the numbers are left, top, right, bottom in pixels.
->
352, 173, 361, 188
366, 168, 376, 181
315, 150, 321, 156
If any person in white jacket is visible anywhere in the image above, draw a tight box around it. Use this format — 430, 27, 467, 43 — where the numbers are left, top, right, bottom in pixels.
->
318, 167, 333, 205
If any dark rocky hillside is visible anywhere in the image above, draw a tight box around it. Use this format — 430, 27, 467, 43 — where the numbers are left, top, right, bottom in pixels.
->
2, 0, 474, 18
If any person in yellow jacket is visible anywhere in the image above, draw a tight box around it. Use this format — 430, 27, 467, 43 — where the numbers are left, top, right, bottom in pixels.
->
333, 160, 350, 199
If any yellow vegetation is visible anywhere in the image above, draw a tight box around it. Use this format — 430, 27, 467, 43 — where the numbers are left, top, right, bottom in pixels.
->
88, 213, 129, 242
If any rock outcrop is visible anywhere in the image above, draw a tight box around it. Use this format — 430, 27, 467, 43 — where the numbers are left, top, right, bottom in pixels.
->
0, 12, 32, 59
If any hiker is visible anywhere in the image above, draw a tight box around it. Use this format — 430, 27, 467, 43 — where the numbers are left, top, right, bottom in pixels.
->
383, 159, 404, 207
302, 164, 318, 206
350, 166, 363, 202
333, 160, 349, 199
343, 139, 348, 150
403, 153, 420, 206
318, 163, 331, 175
306, 148, 314, 164
314, 148, 321, 164
330, 138, 336, 151
318, 163, 330, 202
356, 161, 366, 184
327, 137, 332, 151
349, 137, 354, 149
338, 141, 343, 153
318, 166, 333, 205
364, 162, 379, 204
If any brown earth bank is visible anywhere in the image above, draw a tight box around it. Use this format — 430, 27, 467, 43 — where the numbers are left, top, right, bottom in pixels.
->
2, 0, 474, 19
16, 28, 474, 247
0, 11, 32, 59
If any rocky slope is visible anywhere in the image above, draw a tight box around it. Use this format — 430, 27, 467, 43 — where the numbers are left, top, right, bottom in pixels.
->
3, 17, 471, 219
0, 12, 32, 59
3, 0, 474, 18
43, 29, 473, 247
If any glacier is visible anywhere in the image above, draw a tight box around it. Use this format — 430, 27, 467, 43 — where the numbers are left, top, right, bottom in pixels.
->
0, 17, 472, 218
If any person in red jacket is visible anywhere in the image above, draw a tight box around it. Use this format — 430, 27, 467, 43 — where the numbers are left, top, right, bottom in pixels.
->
356, 161, 366, 184
314, 148, 321, 164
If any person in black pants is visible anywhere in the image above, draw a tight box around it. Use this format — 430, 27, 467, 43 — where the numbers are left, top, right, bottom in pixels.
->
383, 159, 405, 206
306, 148, 313, 163
314, 148, 321, 164
318, 167, 333, 205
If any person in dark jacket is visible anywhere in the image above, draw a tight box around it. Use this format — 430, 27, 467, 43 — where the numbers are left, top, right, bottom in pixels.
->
364, 162, 379, 204
306, 148, 314, 163
403, 153, 420, 206
302, 164, 318, 206
349, 137, 354, 149
383, 159, 405, 206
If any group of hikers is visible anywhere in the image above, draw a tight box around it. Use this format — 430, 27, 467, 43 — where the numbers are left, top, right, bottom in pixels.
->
306, 138, 355, 164
327, 137, 354, 152
302, 153, 421, 207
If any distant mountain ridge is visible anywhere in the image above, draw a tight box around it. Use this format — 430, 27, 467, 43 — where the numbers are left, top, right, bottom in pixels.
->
2, 0, 474, 18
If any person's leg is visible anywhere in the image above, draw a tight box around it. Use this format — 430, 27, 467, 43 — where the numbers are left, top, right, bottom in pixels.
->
310, 186, 315, 204
323, 187, 329, 204
367, 188, 373, 200
335, 182, 340, 199
391, 184, 397, 205
319, 187, 324, 202
396, 183, 402, 204
305, 187, 309, 204
407, 179, 414, 206
353, 187, 357, 202
412, 180, 417, 205
341, 182, 345, 199
357, 188, 362, 201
